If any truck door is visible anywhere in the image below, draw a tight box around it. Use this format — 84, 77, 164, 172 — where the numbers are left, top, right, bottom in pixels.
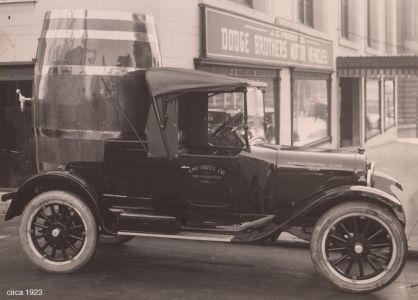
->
178, 153, 241, 208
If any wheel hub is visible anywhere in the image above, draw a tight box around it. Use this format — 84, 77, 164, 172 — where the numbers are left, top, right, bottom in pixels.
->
353, 243, 364, 254
51, 227, 61, 238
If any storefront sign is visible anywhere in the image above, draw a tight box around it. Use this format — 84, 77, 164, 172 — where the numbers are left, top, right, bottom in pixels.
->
202, 6, 333, 69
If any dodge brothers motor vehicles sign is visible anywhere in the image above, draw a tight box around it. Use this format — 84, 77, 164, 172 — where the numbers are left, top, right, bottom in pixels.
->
202, 6, 333, 69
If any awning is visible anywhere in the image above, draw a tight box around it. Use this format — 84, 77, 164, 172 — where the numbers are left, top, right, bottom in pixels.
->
142, 67, 267, 98
337, 56, 418, 77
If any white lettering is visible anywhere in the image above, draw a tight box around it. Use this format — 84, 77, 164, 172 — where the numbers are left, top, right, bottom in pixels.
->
308, 47, 328, 64
290, 43, 306, 61
221, 27, 228, 50
7, 289, 24, 296
221, 28, 249, 53
254, 35, 287, 58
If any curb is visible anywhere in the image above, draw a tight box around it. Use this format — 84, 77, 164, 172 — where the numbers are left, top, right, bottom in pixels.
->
0, 192, 10, 214
0, 200, 10, 214
278, 232, 308, 244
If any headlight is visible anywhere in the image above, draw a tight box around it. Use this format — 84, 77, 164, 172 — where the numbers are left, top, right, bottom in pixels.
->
366, 161, 375, 187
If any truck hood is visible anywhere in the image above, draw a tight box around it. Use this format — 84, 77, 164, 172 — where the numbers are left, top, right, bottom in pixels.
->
254, 144, 366, 173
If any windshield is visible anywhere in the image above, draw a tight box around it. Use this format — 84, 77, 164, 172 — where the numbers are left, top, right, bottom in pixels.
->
246, 88, 266, 143
208, 87, 266, 145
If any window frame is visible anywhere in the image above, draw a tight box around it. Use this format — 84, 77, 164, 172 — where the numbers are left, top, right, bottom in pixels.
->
226, 0, 253, 8
0, 0, 37, 4
298, 0, 314, 28
341, 0, 349, 39
290, 71, 332, 147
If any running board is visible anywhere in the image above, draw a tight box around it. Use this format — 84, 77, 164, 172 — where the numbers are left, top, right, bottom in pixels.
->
118, 231, 234, 243
117, 212, 178, 234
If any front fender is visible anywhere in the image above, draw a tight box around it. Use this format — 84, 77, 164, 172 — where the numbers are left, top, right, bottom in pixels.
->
373, 170, 403, 197
295, 185, 406, 226
4, 171, 111, 234
233, 184, 406, 243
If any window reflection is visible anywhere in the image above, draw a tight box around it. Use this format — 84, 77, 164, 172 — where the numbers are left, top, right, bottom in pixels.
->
208, 88, 266, 145
384, 80, 395, 130
292, 79, 329, 146
365, 80, 381, 139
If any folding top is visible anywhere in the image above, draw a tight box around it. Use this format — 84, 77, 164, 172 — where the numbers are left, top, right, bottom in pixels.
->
140, 67, 266, 98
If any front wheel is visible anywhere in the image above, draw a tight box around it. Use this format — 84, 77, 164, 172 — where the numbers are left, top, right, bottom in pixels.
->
19, 190, 98, 273
310, 201, 407, 293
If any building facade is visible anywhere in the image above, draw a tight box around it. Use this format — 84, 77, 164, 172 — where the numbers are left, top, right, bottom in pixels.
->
397, 0, 418, 138
0, 0, 399, 188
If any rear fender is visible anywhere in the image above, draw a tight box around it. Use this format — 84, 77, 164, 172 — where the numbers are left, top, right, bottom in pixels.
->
4, 171, 112, 234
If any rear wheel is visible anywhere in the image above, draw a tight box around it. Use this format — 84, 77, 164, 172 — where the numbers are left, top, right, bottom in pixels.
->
310, 201, 406, 293
19, 190, 98, 273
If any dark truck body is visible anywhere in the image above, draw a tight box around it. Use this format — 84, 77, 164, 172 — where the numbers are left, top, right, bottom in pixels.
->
3, 68, 406, 293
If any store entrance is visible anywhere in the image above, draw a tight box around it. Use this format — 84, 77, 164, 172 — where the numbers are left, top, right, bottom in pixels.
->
0, 67, 36, 189
340, 78, 360, 147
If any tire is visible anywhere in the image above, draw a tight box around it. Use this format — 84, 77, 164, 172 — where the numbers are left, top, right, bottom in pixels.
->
99, 235, 134, 245
310, 201, 407, 293
19, 190, 98, 273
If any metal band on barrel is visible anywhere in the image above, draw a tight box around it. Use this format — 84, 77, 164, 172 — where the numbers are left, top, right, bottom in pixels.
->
47, 10, 155, 22
38, 65, 143, 76
43, 30, 158, 43
36, 127, 122, 140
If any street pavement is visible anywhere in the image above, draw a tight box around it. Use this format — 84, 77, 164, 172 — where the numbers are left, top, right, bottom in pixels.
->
1, 217, 418, 300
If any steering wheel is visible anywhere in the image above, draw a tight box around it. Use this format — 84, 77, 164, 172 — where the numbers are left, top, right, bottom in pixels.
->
210, 112, 243, 138
249, 136, 264, 145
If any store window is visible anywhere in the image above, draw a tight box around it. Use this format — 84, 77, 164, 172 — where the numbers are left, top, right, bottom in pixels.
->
365, 80, 381, 139
292, 74, 330, 147
298, 0, 314, 27
384, 80, 395, 129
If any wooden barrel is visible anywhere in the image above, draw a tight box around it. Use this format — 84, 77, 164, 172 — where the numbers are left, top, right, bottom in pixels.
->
33, 9, 161, 170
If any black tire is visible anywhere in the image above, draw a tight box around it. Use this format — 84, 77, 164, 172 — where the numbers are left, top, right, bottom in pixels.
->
310, 201, 407, 293
99, 235, 134, 245
19, 190, 98, 273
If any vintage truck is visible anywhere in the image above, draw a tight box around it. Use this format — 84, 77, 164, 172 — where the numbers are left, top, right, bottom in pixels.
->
3, 67, 406, 293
